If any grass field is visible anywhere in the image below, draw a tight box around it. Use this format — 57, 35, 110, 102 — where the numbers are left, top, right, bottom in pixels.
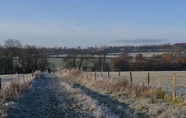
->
0, 72, 39, 117
87, 71, 186, 88
57, 69, 186, 117
1, 70, 186, 117
47, 58, 64, 67
47, 57, 110, 68
47, 57, 186, 88
127, 52, 165, 57
47, 58, 92, 68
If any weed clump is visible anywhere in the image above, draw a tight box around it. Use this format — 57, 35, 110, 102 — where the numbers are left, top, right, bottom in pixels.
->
0, 73, 35, 117
155, 88, 166, 99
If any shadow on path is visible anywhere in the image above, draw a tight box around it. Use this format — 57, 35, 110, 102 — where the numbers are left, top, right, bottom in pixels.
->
73, 83, 149, 118
7, 74, 93, 118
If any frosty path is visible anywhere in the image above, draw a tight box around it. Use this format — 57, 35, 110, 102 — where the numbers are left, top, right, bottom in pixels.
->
8, 73, 94, 118
10, 71, 185, 118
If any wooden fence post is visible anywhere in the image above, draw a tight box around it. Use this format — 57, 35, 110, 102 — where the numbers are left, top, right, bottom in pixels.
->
27, 74, 29, 82
172, 74, 177, 102
118, 71, 120, 80
23, 74, 25, 83
95, 71, 97, 80
16, 72, 18, 79
130, 72, 132, 86
32, 70, 34, 77
108, 71, 110, 78
101, 70, 103, 78
28, 74, 29, 81
30, 74, 32, 81
25, 74, 27, 82
147, 73, 150, 87
11, 76, 13, 85
0, 78, 1, 89
86, 71, 88, 79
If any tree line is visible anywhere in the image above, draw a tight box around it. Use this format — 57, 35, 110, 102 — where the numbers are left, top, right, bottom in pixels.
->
0, 39, 49, 74
63, 48, 186, 71
44, 43, 186, 54
63, 48, 109, 71
2, 39, 186, 73
110, 52, 186, 71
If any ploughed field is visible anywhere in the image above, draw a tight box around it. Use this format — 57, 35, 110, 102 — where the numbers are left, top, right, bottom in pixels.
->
2, 70, 186, 118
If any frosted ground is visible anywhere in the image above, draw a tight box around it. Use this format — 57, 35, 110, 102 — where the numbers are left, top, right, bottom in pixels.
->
7, 73, 119, 118
92, 71, 186, 98
0, 74, 31, 88
3, 71, 186, 118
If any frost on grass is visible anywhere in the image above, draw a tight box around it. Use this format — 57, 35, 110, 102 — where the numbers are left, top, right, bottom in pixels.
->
58, 69, 186, 118
61, 82, 119, 118
7, 73, 117, 118
3, 70, 186, 118
0, 73, 35, 117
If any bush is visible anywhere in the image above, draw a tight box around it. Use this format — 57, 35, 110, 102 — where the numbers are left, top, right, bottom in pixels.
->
155, 88, 166, 99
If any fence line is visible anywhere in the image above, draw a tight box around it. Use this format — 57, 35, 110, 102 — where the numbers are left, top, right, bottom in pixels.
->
86, 71, 186, 101
0, 73, 35, 89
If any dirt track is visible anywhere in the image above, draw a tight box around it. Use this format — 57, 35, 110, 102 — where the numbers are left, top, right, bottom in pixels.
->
8, 72, 185, 118
8, 74, 95, 118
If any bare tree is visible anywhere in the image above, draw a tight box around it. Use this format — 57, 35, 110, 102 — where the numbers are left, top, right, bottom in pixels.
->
63, 49, 87, 70
3, 39, 22, 57
23, 45, 49, 73
1, 39, 22, 73
18, 45, 41, 73
89, 49, 110, 71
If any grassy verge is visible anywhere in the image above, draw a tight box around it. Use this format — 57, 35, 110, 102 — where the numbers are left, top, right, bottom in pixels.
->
57, 69, 186, 117
0, 71, 40, 117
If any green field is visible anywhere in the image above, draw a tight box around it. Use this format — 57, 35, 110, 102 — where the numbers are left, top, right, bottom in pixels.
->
47, 58, 110, 68
47, 58, 65, 67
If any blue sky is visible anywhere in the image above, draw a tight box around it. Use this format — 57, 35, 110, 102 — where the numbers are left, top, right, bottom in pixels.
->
0, 0, 186, 48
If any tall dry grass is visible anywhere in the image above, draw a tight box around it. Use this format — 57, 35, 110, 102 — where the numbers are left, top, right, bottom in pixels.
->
59, 69, 163, 100
0, 72, 38, 117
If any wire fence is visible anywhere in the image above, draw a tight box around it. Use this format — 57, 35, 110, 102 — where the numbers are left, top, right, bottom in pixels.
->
0, 73, 35, 89
86, 71, 186, 100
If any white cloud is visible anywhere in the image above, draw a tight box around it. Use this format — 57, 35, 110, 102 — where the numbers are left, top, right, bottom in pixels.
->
113, 38, 165, 43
